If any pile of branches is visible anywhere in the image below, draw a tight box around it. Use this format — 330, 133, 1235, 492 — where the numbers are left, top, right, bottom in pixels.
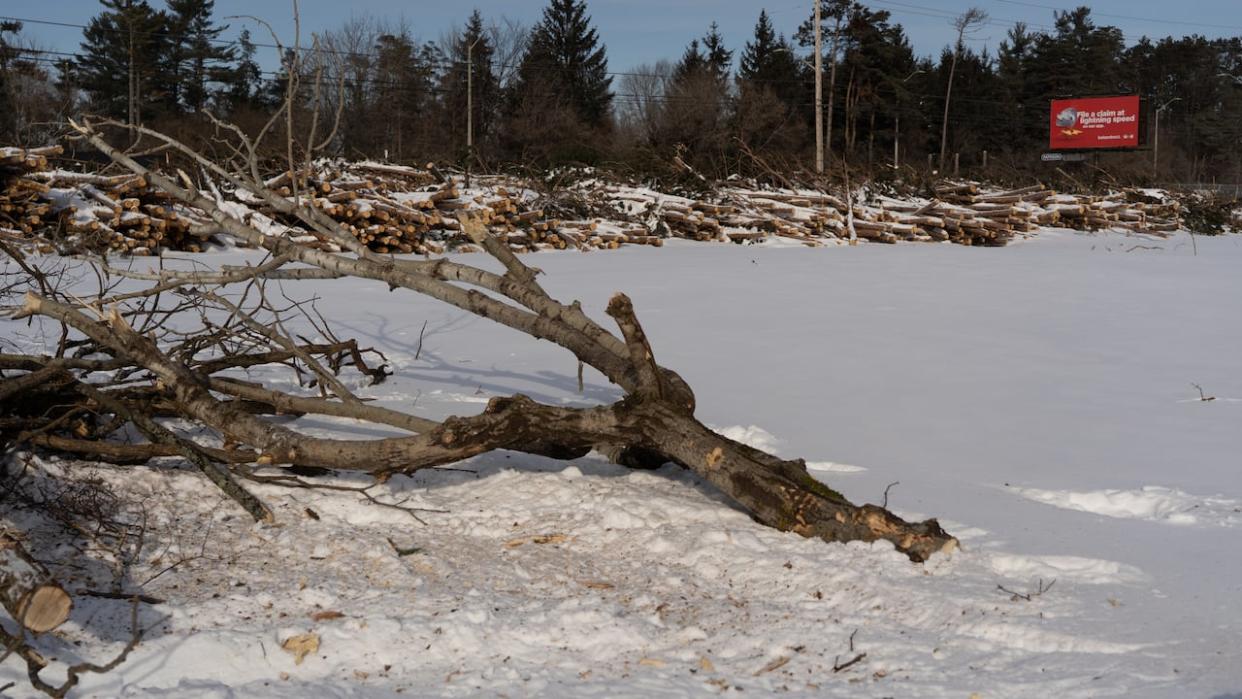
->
0, 118, 957, 696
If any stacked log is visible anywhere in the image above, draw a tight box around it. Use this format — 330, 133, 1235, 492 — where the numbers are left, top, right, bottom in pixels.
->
931, 180, 1181, 238
2, 147, 217, 254
280, 173, 1182, 252
1, 147, 64, 242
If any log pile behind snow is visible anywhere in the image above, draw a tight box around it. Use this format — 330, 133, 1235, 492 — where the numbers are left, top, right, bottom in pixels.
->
1, 148, 1184, 255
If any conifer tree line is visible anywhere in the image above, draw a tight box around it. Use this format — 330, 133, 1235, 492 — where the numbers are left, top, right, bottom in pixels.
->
1, 0, 1240, 184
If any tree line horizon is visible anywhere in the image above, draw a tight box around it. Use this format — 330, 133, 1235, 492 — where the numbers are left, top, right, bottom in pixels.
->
1, 0, 1239, 185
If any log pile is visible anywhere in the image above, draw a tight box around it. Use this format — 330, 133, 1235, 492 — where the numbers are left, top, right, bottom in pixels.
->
1, 147, 1186, 255
602, 180, 1182, 248
250, 162, 669, 255
1, 146, 61, 242
927, 181, 1183, 239
2, 146, 216, 255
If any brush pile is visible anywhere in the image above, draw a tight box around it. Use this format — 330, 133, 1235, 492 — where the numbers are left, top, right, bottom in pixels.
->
1, 148, 1185, 255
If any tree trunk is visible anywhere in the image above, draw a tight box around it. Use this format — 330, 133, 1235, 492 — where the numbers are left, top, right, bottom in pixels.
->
0, 533, 72, 633
940, 49, 960, 172
826, 15, 843, 159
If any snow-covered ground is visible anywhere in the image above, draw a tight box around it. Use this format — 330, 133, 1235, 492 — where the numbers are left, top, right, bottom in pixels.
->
3, 229, 1241, 697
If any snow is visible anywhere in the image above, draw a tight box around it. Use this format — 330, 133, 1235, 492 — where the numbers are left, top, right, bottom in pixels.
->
1012, 485, 1242, 526
3, 229, 1242, 697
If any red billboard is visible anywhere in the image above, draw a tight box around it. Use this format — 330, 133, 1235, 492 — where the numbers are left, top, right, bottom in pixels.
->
1049, 95, 1141, 150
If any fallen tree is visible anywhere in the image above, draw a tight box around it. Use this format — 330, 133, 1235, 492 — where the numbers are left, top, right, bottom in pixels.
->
0, 117, 955, 693
5, 116, 956, 558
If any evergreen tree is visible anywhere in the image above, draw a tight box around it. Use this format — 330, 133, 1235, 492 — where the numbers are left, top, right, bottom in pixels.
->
1031, 7, 1124, 99
739, 10, 804, 109
77, 0, 169, 122
0, 21, 22, 140
54, 58, 80, 119
512, 0, 612, 128
439, 11, 500, 155
222, 28, 261, 112
996, 23, 1041, 152
657, 25, 734, 164
164, 0, 234, 112
372, 32, 439, 159
673, 40, 705, 84
739, 11, 776, 80
261, 47, 295, 110
701, 22, 733, 84
673, 24, 732, 86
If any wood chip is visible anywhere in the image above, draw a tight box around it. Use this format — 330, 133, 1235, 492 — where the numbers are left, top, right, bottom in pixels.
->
504, 533, 569, 549
281, 632, 320, 665
754, 655, 791, 676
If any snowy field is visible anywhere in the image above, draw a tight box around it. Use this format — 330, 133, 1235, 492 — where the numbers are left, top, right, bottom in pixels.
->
3, 229, 1241, 698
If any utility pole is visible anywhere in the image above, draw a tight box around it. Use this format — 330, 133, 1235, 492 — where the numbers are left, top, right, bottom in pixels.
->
893, 113, 900, 169
814, 0, 823, 174
127, 20, 136, 130
1153, 97, 1180, 177
466, 36, 481, 189
889, 69, 922, 170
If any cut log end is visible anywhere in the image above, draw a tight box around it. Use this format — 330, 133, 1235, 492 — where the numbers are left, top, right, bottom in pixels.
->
0, 533, 74, 633
18, 585, 73, 633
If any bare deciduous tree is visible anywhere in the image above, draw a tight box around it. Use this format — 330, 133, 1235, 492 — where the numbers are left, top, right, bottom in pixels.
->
939, 7, 988, 172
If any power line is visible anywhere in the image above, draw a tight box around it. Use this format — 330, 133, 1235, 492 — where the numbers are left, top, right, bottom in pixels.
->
867, 0, 1055, 33
991, 0, 1242, 32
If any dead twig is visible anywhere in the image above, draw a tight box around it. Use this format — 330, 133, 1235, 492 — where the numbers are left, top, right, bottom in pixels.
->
244, 472, 447, 525
1191, 383, 1217, 402
997, 577, 1056, 601
882, 481, 900, 509
414, 320, 428, 361
79, 590, 165, 605
833, 629, 866, 673
386, 537, 422, 557
833, 652, 867, 673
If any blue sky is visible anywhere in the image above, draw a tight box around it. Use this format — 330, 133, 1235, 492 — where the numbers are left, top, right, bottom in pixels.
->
8, 0, 1242, 72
